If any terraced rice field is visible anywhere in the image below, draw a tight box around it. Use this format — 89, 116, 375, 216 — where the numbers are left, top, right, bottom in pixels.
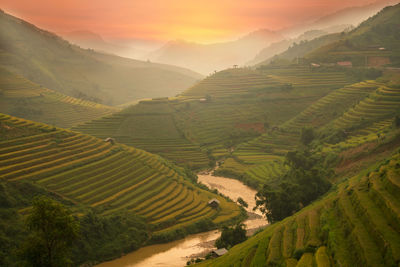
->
73, 101, 210, 169
218, 78, 395, 186
0, 68, 117, 128
333, 82, 400, 129
262, 66, 350, 89
181, 68, 281, 99
281, 81, 380, 132
75, 66, 353, 178
0, 113, 240, 231
198, 151, 400, 266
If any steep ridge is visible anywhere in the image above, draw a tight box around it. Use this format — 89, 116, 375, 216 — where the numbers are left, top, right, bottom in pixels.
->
0, 67, 117, 128
0, 113, 240, 234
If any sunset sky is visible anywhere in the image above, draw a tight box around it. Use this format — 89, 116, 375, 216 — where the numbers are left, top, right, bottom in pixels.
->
1, 0, 379, 43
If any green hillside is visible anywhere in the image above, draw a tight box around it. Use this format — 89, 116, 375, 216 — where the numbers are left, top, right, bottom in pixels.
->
306, 4, 400, 67
73, 99, 211, 169
0, 10, 202, 106
74, 66, 353, 170
198, 125, 400, 266
0, 113, 241, 264
0, 67, 117, 128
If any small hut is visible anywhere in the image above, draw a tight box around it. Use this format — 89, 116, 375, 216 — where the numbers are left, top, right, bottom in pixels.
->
211, 248, 228, 258
337, 61, 353, 67
104, 137, 115, 145
208, 198, 220, 208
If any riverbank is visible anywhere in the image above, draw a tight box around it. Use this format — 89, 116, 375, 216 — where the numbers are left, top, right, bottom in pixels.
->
96, 172, 268, 267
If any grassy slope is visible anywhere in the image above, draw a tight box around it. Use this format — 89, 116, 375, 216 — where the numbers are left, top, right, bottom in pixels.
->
0, 113, 241, 235
0, 10, 203, 106
0, 67, 117, 128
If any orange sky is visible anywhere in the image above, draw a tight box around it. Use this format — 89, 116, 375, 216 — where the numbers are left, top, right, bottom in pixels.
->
1, 0, 378, 43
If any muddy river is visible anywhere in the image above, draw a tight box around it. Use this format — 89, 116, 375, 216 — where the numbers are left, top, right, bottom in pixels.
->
96, 172, 268, 267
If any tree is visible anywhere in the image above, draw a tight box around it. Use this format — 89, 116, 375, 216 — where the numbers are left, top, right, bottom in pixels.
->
394, 115, 400, 128
215, 224, 247, 249
255, 149, 331, 223
237, 197, 248, 208
255, 183, 300, 223
300, 127, 315, 145
21, 196, 79, 267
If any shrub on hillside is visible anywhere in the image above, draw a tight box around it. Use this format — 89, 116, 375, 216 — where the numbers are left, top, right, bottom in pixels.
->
215, 223, 247, 249
255, 149, 332, 222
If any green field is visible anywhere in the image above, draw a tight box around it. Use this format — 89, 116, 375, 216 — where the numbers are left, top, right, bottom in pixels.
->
0, 113, 241, 233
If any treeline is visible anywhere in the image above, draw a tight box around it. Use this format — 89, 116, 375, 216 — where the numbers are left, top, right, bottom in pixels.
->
0, 180, 149, 266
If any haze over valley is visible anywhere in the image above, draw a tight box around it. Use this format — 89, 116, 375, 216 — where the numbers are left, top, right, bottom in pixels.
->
1, 1, 400, 266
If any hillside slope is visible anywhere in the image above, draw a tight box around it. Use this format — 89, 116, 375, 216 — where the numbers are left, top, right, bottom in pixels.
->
198, 124, 400, 266
74, 66, 353, 170
0, 113, 241, 237
306, 3, 400, 67
0, 10, 203, 106
0, 67, 117, 128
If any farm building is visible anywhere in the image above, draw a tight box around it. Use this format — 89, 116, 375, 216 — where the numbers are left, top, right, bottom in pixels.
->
104, 137, 115, 145
211, 248, 228, 258
337, 61, 353, 67
208, 198, 220, 208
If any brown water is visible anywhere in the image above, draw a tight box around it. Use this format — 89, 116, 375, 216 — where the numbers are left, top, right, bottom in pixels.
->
96, 173, 268, 267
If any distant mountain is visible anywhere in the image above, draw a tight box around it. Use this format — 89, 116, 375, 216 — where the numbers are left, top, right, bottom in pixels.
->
247, 29, 336, 66
146, 29, 284, 75
281, 0, 400, 37
254, 1, 400, 67
61, 30, 151, 59
255, 33, 344, 67
250, 0, 398, 66
0, 10, 203, 105
307, 3, 400, 66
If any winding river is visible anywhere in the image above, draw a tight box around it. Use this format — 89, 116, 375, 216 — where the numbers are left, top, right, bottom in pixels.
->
96, 172, 268, 267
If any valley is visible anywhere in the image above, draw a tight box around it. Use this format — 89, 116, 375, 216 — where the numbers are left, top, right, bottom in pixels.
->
0, 2, 400, 267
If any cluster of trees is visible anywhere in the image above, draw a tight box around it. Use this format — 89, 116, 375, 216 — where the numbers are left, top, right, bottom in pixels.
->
215, 224, 247, 249
0, 180, 150, 267
255, 149, 332, 223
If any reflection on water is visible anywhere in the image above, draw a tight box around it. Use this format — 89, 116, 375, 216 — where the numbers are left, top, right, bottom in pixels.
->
96, 230, 220, 267
96, 174, 268, 267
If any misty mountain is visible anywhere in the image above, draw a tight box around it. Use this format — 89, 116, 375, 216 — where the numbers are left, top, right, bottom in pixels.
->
281, 0, 400, 37
249, 0, 398, 66
306, 3, 400, 66
146, 29, 284, 75
247, 29, 338, 66
0, 10, 203, 105
61, 30, 152, 59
